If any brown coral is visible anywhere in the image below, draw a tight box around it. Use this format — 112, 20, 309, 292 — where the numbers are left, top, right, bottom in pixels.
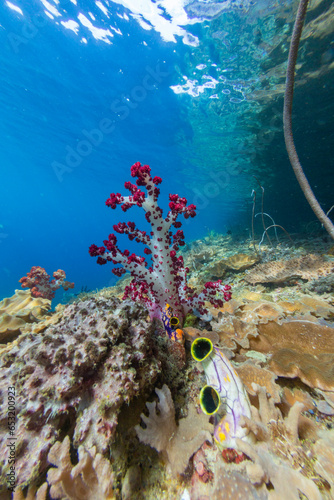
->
270, 348, 334, 391
250, 319, 334, 356
205, 259, 227, 278
247, 320, 334, 390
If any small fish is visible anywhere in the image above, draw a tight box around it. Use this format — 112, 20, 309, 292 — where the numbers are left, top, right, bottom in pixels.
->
161, 304, 185, 344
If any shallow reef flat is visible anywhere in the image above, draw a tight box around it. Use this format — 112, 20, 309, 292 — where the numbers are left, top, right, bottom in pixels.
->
1, 233, 334, 499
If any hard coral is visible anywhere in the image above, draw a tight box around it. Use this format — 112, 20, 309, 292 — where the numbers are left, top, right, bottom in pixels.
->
135, 384, 213, 475
224, 253, 259, 271
237, 385, 321, 500
89, 162, 231, 325
19, 266, 74, 300
0, 296, 160, 491
270, 348, 334, 391
248, 320, 334, 390
0, 290, 51, 344
237, 362, 281, 404
245, 254, 334, 285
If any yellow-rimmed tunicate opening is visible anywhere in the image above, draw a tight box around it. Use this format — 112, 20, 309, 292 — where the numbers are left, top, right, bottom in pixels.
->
200, 385, 220, 415
191, 337, 213, 362
170, 316, 179, 328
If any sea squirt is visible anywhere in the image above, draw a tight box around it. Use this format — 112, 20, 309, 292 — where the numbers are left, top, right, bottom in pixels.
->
191, 337, 252, 449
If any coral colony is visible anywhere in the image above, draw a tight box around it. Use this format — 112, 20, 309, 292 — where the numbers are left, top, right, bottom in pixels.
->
191, 337, 252, 450
19, 266, 74, 300
89, 162, 232, 326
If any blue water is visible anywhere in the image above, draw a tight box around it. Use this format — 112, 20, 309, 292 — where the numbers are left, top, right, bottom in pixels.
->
0, 0, 333, 303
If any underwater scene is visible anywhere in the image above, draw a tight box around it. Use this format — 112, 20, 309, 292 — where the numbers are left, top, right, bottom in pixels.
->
1, 0, 334, 498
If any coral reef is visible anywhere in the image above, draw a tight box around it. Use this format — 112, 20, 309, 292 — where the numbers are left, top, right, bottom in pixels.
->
89, 162, 231, 325
224, 253, 259, 271
237, 362, 281, 404
237, 386, 321, 499
304, 272, 334, 294
19, 267, 74, 300
249, 320, 334, 391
